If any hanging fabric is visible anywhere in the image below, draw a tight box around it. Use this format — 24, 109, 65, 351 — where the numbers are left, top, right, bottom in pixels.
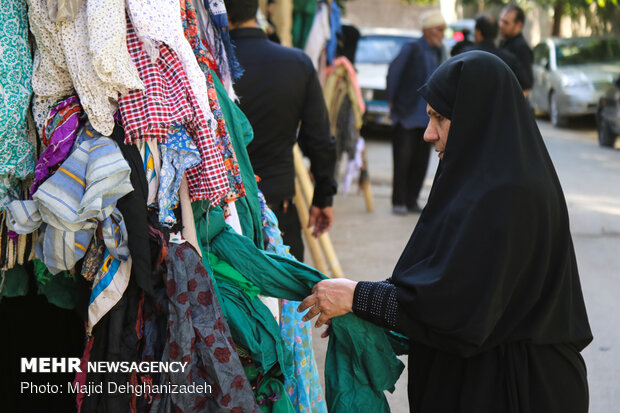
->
6, 123, 133, 274
119, 18, 228, 205
31, 95, 84, 195
194, 207, 405, 413
148, 242, 259, 412
257, 192, 328, 413
1, 0, 35, 209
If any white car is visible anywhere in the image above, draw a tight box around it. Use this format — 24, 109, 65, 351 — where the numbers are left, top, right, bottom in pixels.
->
530, 36, 620, 127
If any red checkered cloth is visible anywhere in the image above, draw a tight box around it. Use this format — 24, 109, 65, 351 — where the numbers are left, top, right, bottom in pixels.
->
119, 18, 227, 205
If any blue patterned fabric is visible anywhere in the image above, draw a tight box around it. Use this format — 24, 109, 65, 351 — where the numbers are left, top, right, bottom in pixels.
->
258, 191, 328, 413
157, 125, 201, 227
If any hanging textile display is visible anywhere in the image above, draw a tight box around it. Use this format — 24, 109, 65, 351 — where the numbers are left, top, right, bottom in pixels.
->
27, 0, 74, 105
0, 0, 35, 209
120, 18, 228, 206
210, 70, 263, 248
258, 192, 327, 413
31, 95, 84, 195
194, 207, 404, 413
149, 242, 259, 413
157, 126, 202, 227
5, 123, 133, 274
86, 0, 144, 97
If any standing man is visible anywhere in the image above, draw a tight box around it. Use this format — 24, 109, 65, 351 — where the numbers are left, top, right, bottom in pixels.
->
225, 0, 337, 261
464, 14, 529, 92
499, 4, 534, 95
386, 9, 445, 215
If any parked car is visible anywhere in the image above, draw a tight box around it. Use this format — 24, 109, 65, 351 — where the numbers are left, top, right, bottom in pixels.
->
596, 76, 620, 147
354, 28, 420, 127
444, 19, 476, 54
529, 36, 620, 127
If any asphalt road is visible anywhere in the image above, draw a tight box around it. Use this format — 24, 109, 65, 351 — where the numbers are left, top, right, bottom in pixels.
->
307, 118, 620, 412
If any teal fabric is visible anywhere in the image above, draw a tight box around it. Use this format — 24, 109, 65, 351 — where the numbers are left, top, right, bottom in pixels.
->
0, 0, 34, 209
194, 207, 404, 413
0, 264, 29, 299
210, 70, 263, 248
33, 259, 77, 310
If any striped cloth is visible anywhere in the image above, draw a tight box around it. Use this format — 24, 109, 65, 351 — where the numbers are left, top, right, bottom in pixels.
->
119, 17, 227, 205
6, 123, 133, 274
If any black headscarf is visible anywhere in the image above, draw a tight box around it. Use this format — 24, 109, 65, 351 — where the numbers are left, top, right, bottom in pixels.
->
392, 51, 592, 357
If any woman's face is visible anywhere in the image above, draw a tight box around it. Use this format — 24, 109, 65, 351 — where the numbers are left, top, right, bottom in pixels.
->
424, 104, 451, 160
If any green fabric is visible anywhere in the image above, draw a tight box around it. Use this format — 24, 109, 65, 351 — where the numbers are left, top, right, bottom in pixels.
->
194, 205, 294, 381
244, 363, 295, 413
208, 252, 260, 299
292, 0, 316, 49
194, 207, 405, 413
0, 264, 29, 298
217, 280, 294, 390
210, 70, 263, 248
33, 259, 77, 310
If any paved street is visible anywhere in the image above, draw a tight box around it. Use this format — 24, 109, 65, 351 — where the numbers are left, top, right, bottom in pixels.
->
308, 119, 620, 412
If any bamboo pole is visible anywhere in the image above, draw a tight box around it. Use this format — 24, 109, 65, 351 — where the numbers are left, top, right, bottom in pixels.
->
293, 145, 344, 278
294, 180, 329, 275
360, 145, 374, 212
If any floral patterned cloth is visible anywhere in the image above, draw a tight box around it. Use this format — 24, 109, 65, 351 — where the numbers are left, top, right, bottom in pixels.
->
182, 0, 245, 203
257, 192, 327, 413
149, 242, 259, 413
26, 0, 74, 100
157, 125, 201, 227
0, 0, 35, 209
86, 0, 143, 97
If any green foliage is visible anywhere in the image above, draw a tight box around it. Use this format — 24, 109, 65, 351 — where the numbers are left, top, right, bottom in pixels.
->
456, 0, 618, 34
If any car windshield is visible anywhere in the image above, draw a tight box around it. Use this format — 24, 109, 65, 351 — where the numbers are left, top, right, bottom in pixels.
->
355, 35, 416, 64
555, 38, 620, 66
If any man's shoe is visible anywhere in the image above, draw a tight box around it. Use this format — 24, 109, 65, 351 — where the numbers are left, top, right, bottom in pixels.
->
407, 204, 423, 214
392, 205, 408, 216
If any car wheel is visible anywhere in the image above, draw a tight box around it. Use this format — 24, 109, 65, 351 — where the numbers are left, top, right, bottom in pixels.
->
597, 113, 617, 148
549, 92, 567, 127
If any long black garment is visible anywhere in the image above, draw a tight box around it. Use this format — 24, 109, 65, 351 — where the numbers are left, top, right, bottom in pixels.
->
362, 51, 592, 412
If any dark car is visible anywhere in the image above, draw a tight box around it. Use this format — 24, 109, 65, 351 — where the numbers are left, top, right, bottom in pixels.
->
597, 76, 620, 147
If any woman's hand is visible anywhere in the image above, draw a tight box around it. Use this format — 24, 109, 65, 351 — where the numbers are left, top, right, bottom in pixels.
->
297, 278, 358, 328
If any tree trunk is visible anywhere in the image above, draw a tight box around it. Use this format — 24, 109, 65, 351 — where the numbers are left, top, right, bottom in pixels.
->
552, 1, 564, 36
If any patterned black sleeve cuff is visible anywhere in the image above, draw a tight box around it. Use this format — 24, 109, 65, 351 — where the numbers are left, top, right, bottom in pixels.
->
352, 281, 398, 330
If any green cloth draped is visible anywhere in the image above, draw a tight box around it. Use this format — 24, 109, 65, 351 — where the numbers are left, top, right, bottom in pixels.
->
193, 207, 404, 413
292, 0, 316, 49
0, 265, 29, 299
210, 70, 263, 248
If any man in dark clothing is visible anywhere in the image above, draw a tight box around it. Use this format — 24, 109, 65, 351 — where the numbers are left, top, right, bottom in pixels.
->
449, 28, 473, 57
225, 0, 337, 261
461, 14, 528, 92
499, 4, 534, 94
386, 9, 445, 215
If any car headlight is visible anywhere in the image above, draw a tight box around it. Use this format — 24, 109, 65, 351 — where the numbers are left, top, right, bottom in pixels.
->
362, 88, 374, 101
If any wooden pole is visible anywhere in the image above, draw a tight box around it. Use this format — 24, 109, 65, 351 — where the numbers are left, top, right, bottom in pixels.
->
360, 145, 374, 212
294, 179, 329, 275
293, 145, 344, 278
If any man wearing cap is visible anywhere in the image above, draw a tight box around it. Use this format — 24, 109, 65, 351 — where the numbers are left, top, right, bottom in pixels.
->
386, 9, 446, 215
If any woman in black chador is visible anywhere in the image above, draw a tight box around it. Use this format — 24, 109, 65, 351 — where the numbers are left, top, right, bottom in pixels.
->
299, 51, 592, 412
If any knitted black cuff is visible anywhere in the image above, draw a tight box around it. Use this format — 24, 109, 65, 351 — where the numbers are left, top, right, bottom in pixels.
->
352, 281, 398, 330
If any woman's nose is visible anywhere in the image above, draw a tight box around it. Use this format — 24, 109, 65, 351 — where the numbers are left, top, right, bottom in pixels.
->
424, 126, 437, 143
